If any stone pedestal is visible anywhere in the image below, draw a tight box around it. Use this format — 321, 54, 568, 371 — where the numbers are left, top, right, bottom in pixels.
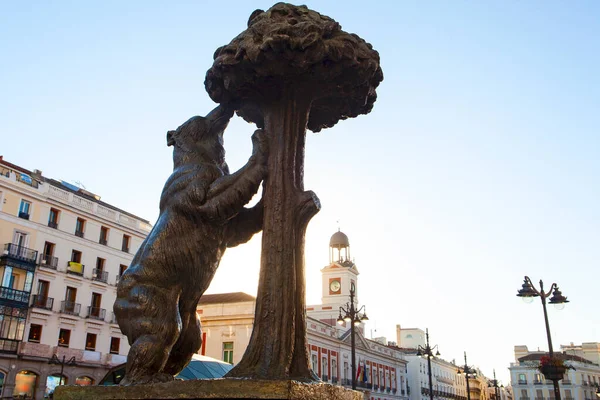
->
53, 379, 364, 400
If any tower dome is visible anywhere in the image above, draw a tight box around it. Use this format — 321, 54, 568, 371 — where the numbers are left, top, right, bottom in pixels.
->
329, 231, 349, 248
329, 229, 351, 263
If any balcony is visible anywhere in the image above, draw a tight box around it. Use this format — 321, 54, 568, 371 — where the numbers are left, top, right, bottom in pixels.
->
534, 397, 545, 400
99, 238, 107, 246
518, 380, 528, 385
122, 245, 129, 253
2, 243, 38, 265
0, 286, 31, 306
534, 380, 543, 385
87, 306, 106, 321
321, 374, 328, 382
92, 268, 108, 283
0, 338, 20, 354
75, 230, 84, 238
31, 295, 53, 310
48, 221, 58, 229
109, 312, 118, 324
39, 253, 58, 269
18, 211, 30, 220
331, 377, 338, 384
60, 300, 81, 316
67, 261, 84, 276
392, 388, 397, 394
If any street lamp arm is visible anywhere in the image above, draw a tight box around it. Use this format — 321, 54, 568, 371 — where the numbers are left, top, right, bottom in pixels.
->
542, 283, 558, 298
525, 276, 542, 296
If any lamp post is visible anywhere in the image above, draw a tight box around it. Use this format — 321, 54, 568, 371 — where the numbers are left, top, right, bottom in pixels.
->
337, 285, 368, 390
48, 354, 76, 386
517, 276, 569, 400
488, 369, 502, 400
457, 352, 476, 400
415, 328, 440, 400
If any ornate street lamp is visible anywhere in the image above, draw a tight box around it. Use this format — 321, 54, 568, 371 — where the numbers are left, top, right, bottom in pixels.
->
337, 285, 368, 390
488, 369, 503, 400
517, 276, 569, 400
48, 354, 76, 386
415, 329, 440, 400
457, 352, 476, 400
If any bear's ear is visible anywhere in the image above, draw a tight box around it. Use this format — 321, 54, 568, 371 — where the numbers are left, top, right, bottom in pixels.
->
167, 130, 176, 146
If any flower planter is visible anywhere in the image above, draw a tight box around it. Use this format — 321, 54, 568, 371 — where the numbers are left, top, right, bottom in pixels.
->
539, 365, 567, 381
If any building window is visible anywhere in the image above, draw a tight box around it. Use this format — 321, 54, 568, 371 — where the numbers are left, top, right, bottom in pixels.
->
71, 250, 82, 263
96, 257, 105, 271
18, 200, 31, 219
75, 218, 85, 237
122, 235, 131, 252
58, 329, 71, 347
99, 227, 109, 245
85, 333, 97, 351
518, 373, 527, 383
322, 357, 327, 379
223, 342, 234, 364
28, 324, 42, 343
110, 337, 120, 354
332, 360, 337, 380
48, 208, 60, 228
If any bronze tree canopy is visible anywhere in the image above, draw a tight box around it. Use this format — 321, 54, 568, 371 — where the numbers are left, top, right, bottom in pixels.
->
204, 3, 382, 381
205, 2, 383, 132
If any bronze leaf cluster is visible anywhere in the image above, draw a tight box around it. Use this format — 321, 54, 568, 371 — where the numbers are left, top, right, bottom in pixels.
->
205, 2, 384, 132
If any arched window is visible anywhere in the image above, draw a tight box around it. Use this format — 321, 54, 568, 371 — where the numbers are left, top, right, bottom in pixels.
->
75, 376, 94, 386
0, 370, 5, 397
14, 370, 38, 399
45, 373, 68, 398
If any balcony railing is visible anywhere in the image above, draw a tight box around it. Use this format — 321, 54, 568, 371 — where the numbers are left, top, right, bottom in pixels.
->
321, 374, 328, 382
75, 230, 84, 238
18, 212, 30, 220
39, 253, 58, 269
331, 377, 338, 384
87, 306, 106, 321
48, 221, 58, 229
31, 295, 54, 310
110, 312, 118, 324
99, 238, 107, 246
60, 300, 81, 316
67, 261, 84, 276
2, 243, 38, 264
562, 380, 571, 385
122, 245, 129, 253
0, 338, 20, 354
92, 268, 108, 283
518, 380, 528, 384
534, 380, 543, 385
0, 286, 30, 304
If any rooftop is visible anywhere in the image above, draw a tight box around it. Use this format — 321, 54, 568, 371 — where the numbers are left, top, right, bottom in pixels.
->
518, 352, 597, 366
198, 292, 256, 305
0, 155, 150, 225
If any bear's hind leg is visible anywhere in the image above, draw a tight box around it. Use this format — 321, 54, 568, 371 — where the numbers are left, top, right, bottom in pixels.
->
116, 283, 181, 386
163, 305, 202, 376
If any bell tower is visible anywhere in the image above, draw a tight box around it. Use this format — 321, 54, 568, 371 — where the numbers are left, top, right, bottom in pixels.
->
321, 229, 360, 306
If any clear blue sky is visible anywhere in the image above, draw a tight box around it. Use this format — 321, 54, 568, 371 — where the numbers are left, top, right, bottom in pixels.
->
2, 1, 599, 384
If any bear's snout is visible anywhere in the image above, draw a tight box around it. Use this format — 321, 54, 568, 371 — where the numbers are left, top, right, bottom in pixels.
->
166, 131, 176, 146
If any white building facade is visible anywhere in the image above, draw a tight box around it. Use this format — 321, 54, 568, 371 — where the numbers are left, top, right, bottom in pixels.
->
509, 345, 600, 400
0, 157, 150, 399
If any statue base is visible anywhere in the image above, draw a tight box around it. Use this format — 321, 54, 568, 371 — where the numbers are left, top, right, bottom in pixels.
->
53, 379, 364, 400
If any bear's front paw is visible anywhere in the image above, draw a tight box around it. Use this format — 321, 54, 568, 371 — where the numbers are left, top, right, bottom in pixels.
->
251, 129, 270, 165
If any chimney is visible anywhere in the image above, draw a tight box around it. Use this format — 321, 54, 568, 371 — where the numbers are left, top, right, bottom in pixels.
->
396, 324, 401, 347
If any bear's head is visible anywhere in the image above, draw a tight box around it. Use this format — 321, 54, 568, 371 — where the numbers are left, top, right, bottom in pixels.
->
167, 105, 234, 171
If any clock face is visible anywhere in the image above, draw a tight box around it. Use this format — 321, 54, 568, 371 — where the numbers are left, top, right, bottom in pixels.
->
330, 280, 341, 293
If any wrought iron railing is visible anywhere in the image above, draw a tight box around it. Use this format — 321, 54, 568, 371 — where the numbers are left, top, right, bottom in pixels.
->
87, 306, 106, 321
31, 295, 54, 310
2, 243, 38, 264
48, 221, 58, 229
60, 300, 81, 316
75, 230, 84, 238
0, 286, 30, 304
99, 238, 107, 246
39, 253, 58, 269
92, 268, 108, 283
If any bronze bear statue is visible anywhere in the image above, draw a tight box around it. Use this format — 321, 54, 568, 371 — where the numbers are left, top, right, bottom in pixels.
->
114, 104, 268, 385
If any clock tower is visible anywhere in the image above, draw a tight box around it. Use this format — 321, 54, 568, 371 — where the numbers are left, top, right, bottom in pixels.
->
321, 229, 359, 306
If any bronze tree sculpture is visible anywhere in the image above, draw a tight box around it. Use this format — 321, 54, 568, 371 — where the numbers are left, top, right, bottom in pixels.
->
206, 3, 383, 381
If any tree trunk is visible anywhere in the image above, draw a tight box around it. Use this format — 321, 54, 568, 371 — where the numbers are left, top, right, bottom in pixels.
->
227, 86, 320, 380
